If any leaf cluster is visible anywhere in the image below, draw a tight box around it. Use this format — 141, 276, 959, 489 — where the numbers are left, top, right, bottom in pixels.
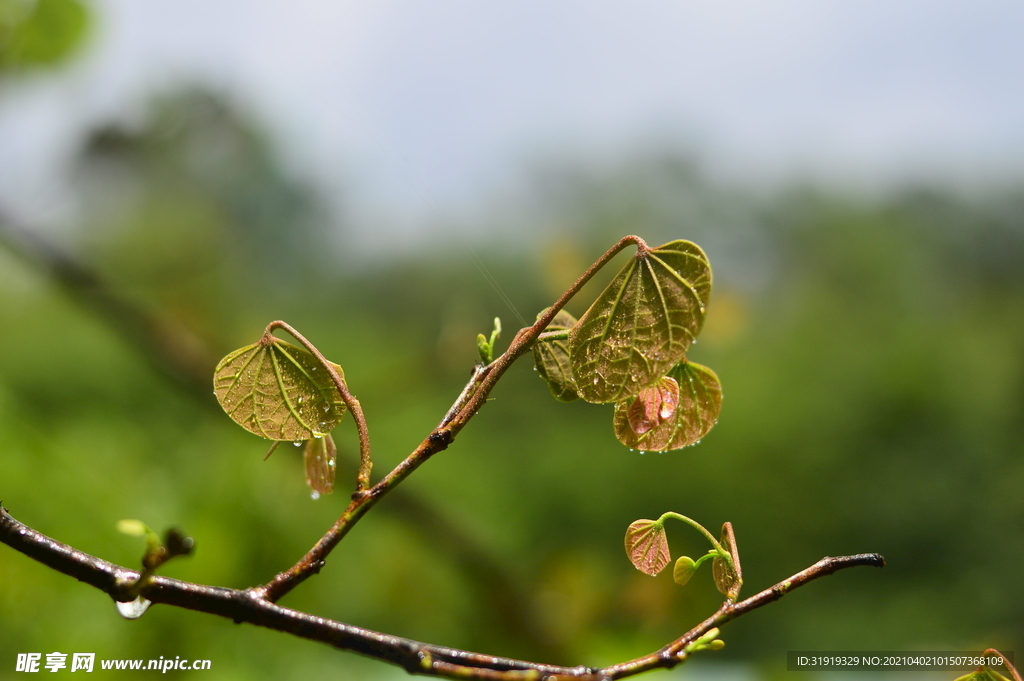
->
532, 240, 722, 451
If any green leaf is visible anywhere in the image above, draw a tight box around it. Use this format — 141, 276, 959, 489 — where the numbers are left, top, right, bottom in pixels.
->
625, 519, 671, 576
213, 338, 347, 441
712, 522, 742, 600
531, 309, 579, 401
613, 359, 722, 452
0, 0, 89, 71
673, 555, 697, 586
570, 240, 711, 403
304, 433, 337, 497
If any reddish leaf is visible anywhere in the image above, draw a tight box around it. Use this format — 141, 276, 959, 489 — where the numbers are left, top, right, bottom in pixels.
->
625, 519, 671, 576
626, 377, 680, 435
712, 522, 742, 600
304, 433, 337, 497
614, 360, 721, 452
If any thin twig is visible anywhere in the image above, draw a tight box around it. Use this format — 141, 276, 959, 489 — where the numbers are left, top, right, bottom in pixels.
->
0, 505, 884, 681
264, 320, 374, 491
260, 235, 649, 602
0, 210, 563, 647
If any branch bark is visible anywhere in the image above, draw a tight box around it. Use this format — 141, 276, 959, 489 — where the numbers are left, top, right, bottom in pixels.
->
0, 212, 554, 655
0, 504, 884, 680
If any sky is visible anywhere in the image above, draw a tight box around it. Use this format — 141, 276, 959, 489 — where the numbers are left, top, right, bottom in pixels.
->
1, 0, 1023, 231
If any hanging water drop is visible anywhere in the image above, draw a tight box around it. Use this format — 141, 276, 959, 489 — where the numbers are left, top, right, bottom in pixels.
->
293, 441, 303, 447
116, 596, 152, 620
310, 491, 321, 500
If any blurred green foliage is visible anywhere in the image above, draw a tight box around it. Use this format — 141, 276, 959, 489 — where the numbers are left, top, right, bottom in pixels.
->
0, 0, 87, 72
1, 28, 1023, 681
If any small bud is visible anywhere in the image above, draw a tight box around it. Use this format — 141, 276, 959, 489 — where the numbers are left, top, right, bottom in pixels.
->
116, 519, 149, 537
476, 334, 491, 363
673, 556, 697, 586
164, 528, 195, 558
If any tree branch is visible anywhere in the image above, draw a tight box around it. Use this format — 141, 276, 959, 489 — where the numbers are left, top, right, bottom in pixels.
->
260, 235, 650, 602
0, 213, 553, 642
0, 504, 884, 680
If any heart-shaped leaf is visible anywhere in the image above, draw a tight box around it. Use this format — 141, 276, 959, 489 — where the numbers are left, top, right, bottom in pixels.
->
712, 522, 742, 600
304, 433, 337, 496
613, 359, 722, 451
570, 240, 711, 403
626, 376, 680, 435
214, 338, 347, 441
673, 555, 697, 586
531, 308, 579, 402
625, 519, 671, 576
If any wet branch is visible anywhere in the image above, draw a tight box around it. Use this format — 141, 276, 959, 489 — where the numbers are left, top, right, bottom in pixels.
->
260, 235, 650, 602
0, 225, 888, 679
0, 505, 884, 681
0, 212, 549, 650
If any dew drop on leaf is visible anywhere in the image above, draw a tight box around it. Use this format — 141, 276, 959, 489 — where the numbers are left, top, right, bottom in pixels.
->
212, 337, 348, 442
570, 240, 711, 403
612, 359, 721, 452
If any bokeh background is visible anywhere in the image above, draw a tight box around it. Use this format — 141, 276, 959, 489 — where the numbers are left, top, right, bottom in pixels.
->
1, 1, 1022, 679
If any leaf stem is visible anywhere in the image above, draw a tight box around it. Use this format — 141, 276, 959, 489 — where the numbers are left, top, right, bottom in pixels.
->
264, 321, 373, 491
536, 329, 569, 342
658, 512, 729, 562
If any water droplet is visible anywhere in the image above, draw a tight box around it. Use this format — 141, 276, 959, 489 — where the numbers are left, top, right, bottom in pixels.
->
297, 396, 305, 405
313, 433, 323, 439
293, 441, 303, 447
593, 377, 599, 385
638, 450, 646, 455
116, 596, 152, 619
310, 491, 320, 500
327, 460, 335, 467
321, 403, 330, 412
